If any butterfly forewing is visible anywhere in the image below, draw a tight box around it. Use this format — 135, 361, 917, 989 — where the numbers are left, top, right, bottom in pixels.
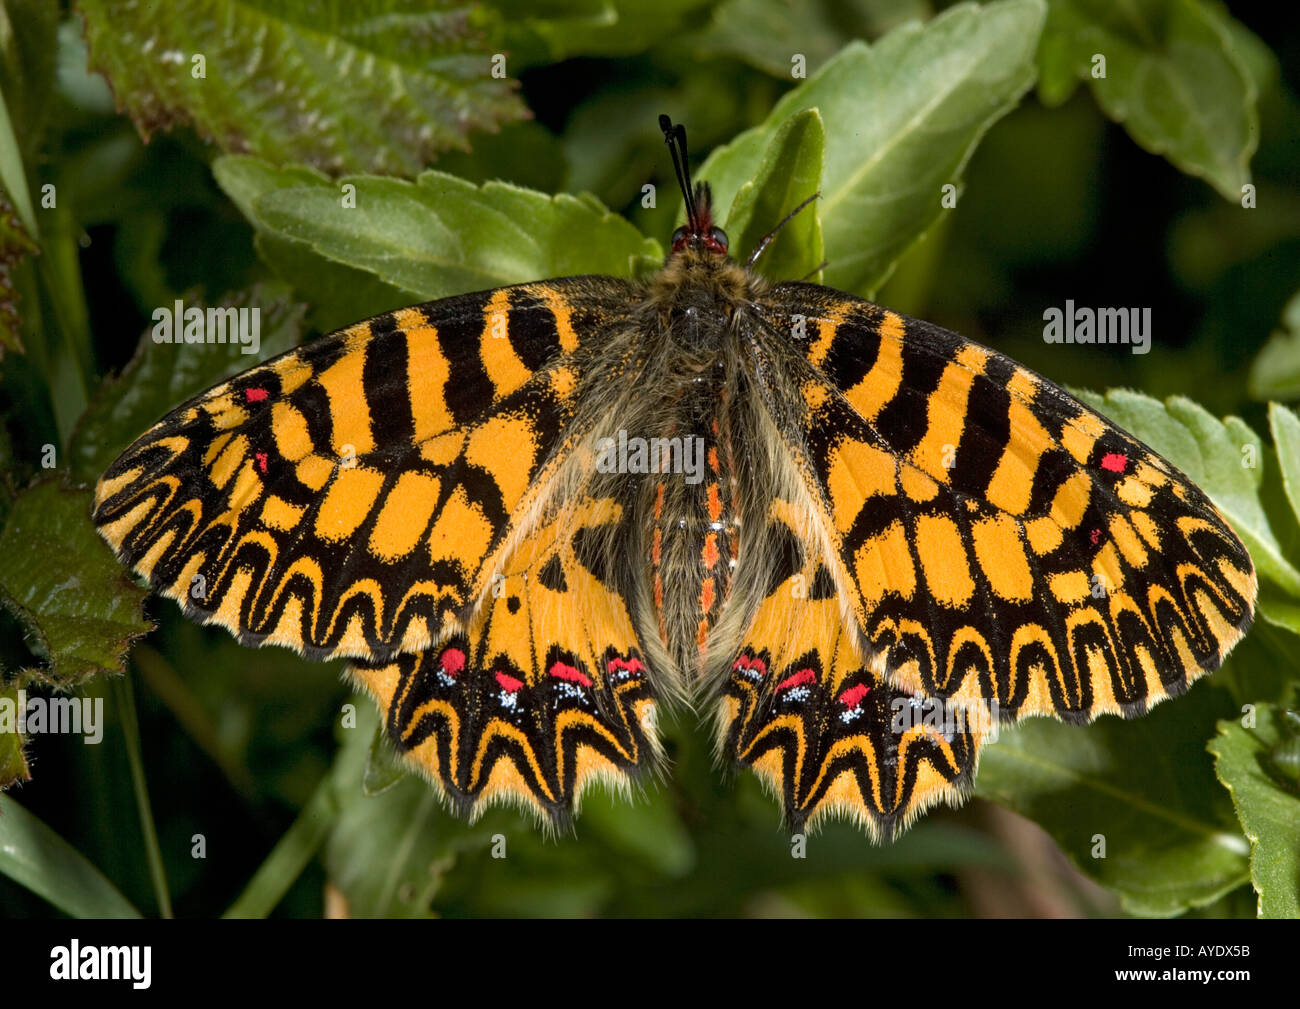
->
749, 283, 1256, 726
93, 278, 637, 663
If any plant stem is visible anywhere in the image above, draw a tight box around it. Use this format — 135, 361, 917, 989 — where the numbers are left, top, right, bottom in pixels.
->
112, 674, 173, 918
223, 773, 339, 919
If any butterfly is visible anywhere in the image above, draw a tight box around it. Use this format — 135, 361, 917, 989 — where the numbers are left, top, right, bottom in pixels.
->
93, 115, 1256, 838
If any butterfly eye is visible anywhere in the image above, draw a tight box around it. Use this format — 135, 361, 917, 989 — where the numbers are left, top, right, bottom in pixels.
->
671, 226, 688, 246
709, 227, 729, 251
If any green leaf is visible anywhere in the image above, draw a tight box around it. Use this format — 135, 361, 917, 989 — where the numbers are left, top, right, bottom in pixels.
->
490, 0, 716, 67
1208, 702, 1300, 918
1269, 403, 1300, 530
977, 678, 1250, 916
698, 0, 1045, 295
221, 159, 662, 300
212, 157, 413, 330
1037, 0, 1258, 201
1250, 292, 1300, 402
76, 0, 526, 177
68, 285, 306, 484
696, 0, 931, 78
0, 0, 59, 162
723, 108, 825, 282
0, 793, 140, 917
0, 182, 35, 355
1075, 390, 1300, 620
0, 683, 29, 789
0, 479, 151, 689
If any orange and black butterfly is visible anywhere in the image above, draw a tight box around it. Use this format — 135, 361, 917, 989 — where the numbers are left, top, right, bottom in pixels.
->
93, 116, 1256, 838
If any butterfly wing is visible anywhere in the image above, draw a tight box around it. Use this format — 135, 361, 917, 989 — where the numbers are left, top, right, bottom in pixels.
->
352, 495, 660, 828
93, 278, 635, 663
747, 284, 1255, 725
716, 495, 981, 838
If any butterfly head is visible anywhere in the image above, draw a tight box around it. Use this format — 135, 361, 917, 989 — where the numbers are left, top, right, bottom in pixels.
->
660, 114, 730, 260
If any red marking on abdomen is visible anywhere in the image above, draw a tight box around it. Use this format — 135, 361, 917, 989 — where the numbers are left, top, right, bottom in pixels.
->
838, 683, 869, 707
701, 532, 720, 569
495, 671, 523, 692
777, 668, 816, 690
439, 648, 466, 676
548, 661, 592, 687
699, 577, 716, 614
244, 387, 269, 403
1100, 452, 1128, 473
706, 484, 722, 522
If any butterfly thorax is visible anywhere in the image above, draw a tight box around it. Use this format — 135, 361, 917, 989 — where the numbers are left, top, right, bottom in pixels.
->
648, 249, 756, 344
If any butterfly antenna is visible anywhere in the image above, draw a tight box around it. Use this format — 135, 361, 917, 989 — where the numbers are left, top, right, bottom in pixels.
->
659, 114, 698, 229
746, 191, 820, 268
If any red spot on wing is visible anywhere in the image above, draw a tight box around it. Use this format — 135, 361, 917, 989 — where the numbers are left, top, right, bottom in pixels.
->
439, 648, 466, 677
733, 655, 767, 675
245, 387, 269, 403
255, 452, 268, 474
776, 668, 816, 691
1100, 452, 1127, 473
494, 671, 523, 693
838, 683, 870, 708
607, 656, 645, 675
548, 662, 592, 687
1089, 527, 1103, 546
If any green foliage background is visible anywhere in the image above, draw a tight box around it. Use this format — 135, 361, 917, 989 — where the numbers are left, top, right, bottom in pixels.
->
0, 0, 1298, 918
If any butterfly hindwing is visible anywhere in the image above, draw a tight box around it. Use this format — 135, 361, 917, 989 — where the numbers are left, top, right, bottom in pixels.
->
351, 496, 661, 826
93, 278, 636, 662
717, 496, 981, 838
752, 283, 1256, 725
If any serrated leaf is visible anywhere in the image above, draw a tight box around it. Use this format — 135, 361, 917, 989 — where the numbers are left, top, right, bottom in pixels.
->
0, 479, 151, 689
0, 683, 29, 789
1075, 389, 1300, 612
723, 108, 825, 283
1037, 0, 1257, 201
698, 0, 1044, 296
977, 677, 1249, 916
1250, 292, 1300, 402
1208, 703, 1300, 918
223, 160, 662, 300
77, 0, 525, 177
0, 793, 140, 917
69, 285, 306, 484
